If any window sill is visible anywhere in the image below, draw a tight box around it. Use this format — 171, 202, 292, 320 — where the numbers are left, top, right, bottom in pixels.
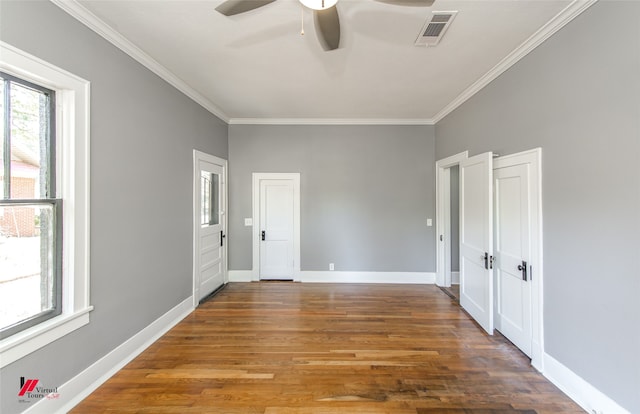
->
0, 306, 93, 368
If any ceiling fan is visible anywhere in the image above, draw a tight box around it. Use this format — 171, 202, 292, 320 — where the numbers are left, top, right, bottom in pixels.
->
215, 0, 435, 51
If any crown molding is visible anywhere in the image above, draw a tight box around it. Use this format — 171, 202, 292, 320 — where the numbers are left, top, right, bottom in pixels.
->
50, 0, 230, 123
228, 118, 435, 126
432, 0, 598, 124
50, 0, 597, 127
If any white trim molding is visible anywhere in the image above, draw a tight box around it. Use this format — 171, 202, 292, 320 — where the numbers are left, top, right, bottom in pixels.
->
229, 118, 435, 126
50, 0, 596, 127
50, 0, 229, 123
543, 353, 631, 414
432, 0, 598, 123
301, 271, 435, 284
22, 297, 194, 414
228, 270, 254, 282
226, 271, 435, 284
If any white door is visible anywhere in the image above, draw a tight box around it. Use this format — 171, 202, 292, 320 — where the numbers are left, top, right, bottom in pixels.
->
494, 162, 534, 357
196, 156, 226, 301
460, 152, 494, 334
259, 179, 295, 280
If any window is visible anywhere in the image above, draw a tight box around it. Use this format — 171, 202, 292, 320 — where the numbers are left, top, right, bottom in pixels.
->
0, 72, 62, 339
0, 43, 91, 367
200, 171, 219, 226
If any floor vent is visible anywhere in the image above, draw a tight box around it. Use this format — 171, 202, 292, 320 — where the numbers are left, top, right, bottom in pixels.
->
415, 11, 457, 47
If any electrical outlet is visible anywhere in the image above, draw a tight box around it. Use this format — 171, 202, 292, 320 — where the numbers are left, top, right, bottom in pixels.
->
329, 263, 334, 271
427, 218, 433, 226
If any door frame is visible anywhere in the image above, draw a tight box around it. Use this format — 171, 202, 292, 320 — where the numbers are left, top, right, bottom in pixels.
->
252, 173, 301, 282
436, 151, 468, 287
493, 148, 543, 370
192, 150, 228, 308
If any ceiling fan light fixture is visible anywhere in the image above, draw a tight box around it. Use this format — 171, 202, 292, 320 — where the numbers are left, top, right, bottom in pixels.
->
299, 0, 338, 11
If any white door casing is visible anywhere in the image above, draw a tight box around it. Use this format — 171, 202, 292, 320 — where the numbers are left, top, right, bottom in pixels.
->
460, 152, 494, 335
252, 173, 301, 281
493, 148, 543, 368
436, 151, 468, 287
193, 151, 227, 305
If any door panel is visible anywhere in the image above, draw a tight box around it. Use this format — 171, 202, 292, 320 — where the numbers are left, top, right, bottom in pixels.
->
198, 160, 225, 300
260, 180, 294, 280
460, 152, 493, 334
494, 163, 532, 355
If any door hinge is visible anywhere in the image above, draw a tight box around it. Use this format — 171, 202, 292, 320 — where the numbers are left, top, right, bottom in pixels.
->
439, 234, 443, 242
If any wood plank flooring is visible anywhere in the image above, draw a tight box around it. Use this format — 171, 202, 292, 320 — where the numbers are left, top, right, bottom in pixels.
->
71, 283, 583, 414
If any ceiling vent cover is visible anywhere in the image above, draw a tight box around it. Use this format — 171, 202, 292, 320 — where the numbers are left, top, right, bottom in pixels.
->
415, 11, 457, 47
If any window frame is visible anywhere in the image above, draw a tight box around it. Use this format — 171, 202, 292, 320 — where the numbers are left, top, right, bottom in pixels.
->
0, 41, 92, 368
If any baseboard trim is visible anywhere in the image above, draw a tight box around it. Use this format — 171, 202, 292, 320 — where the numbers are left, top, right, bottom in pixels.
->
227, 271, 435, 284
451, 271, 460, 284
23, 297, 194, 414
228, 270, 254, 282
301, 271, 435, 284
542, 352, 630, 414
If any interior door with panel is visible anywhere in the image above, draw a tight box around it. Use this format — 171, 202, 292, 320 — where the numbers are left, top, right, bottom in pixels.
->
197, 159, 225, 300
494, 163, 533, 356
459, 152, 494, 334
259, 179, 295, 280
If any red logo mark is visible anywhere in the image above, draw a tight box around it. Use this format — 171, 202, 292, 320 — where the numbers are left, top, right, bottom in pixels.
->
18, 378, 39, 397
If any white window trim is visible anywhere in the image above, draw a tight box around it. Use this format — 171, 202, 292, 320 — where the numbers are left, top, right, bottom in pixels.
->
0, 41, 92, 368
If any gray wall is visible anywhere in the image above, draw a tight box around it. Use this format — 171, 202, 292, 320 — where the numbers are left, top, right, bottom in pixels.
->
0, 1, 228, 413
229, 124, 436, 273
449, 165, 459, 273
435, 1, 640, 412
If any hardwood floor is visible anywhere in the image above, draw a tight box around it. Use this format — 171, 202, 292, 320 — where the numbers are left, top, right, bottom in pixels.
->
71, 283, 583, 414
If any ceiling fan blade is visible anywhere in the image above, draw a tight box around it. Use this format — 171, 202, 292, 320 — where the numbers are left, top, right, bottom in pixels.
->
314, 6, 341, 51
215, 0, 277, 16
375, 0, 435, 6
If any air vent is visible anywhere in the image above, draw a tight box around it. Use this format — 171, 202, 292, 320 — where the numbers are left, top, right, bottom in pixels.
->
415, 11, 457, 47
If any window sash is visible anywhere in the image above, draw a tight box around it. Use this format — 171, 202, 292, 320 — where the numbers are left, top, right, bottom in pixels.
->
0, 199, 63, 339
1, 70, 56, 201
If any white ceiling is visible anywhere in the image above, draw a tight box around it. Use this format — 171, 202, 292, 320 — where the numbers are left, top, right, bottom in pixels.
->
64, 0, 590, 124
